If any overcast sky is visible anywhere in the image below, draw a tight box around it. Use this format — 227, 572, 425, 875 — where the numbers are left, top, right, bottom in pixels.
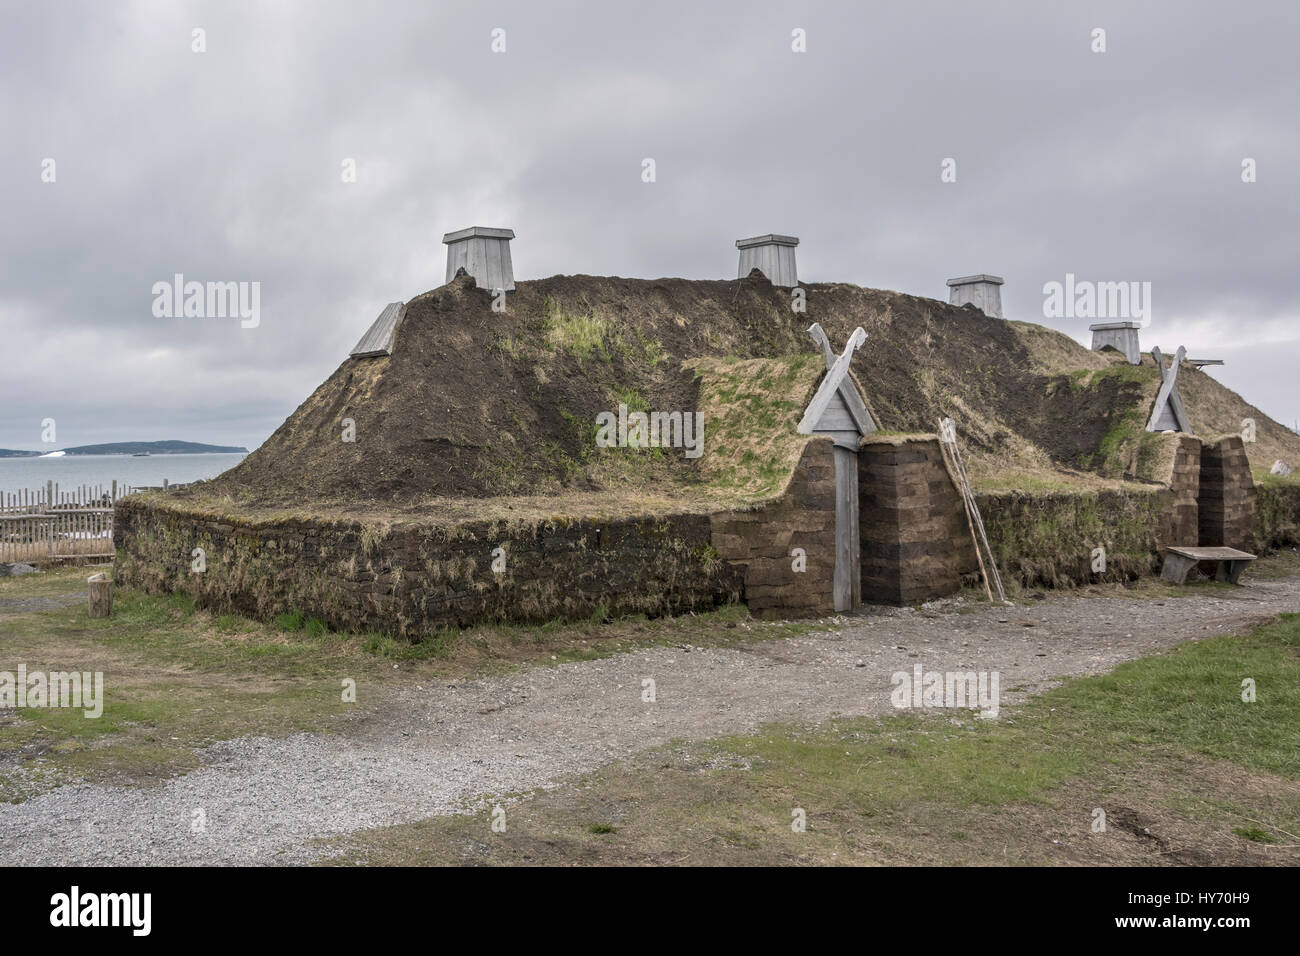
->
2, 0, 1297, 450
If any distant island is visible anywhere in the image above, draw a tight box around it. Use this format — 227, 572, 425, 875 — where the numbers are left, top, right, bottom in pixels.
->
0, 441, 249, 458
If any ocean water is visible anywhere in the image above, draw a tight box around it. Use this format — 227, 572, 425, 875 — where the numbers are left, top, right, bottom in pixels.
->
0, 453, 247, 497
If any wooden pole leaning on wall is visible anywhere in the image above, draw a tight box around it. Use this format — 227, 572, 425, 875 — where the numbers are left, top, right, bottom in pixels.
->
88, 572, 113, 619
939, 418, 1008, 604
939, 427, 993, 602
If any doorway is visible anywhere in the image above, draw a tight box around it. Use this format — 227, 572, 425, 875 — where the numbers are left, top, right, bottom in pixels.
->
832, 445, 861, 611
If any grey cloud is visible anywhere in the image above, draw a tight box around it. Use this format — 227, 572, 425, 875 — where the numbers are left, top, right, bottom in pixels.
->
1, 0, 1296, 448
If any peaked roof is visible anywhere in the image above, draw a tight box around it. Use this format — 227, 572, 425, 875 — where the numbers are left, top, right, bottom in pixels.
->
798, 324, 875, 438
197, 272, 1300, 509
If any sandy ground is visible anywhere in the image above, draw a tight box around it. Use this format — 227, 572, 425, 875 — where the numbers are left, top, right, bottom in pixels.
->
1, 577, 1296, 866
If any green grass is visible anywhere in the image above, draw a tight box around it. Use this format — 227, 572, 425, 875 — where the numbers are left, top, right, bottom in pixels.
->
322, 612, 1300, 865
543, 299, 615, 363
734, 613, 1300, 810
632, 326, 668, 368
362, 628, 456, 661
610, 386, 648, 412
1052, 612, 1300, 776
0, 572, 825, 800
275, 610, 305, 631
13, 589, 345, 674
1254, 471, 1300, 489
687, 353, 820, 499
1233, 825, 1275, 843
3, 680, 343, 794
1090, 408, 1147, 476
722, 611, 1300, 804
0, 564, 100, 599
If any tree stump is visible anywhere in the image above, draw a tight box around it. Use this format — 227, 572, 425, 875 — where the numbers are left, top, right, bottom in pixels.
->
88, 572, 112, 619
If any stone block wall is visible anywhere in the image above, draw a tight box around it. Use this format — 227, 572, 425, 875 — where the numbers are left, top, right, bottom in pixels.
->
858, 436, 976, 605
710, 437, 837, 618
1198, 436, 1257, 550
1159, 434, 1201, 548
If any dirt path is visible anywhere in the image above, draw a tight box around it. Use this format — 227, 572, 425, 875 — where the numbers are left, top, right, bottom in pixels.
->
2, 578, 1297, 865
0, 592, 86, 617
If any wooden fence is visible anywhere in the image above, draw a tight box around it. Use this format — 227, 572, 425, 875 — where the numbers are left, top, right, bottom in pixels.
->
0, 480, 171, 566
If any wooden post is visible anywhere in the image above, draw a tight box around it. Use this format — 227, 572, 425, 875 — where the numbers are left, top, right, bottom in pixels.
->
88, 572, 112, 618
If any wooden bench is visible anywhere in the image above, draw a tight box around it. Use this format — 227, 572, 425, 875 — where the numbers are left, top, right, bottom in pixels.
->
1161, 546, 1257, 585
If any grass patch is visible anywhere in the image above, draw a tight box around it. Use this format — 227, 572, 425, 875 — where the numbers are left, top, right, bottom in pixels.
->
684, 353, 822, 500
0, 572, 826, 801
275, 610, 305, 631
1232, 825, 1275, 844
322, 613, 1300, 866
543, 299, 616, 363
0, 564, 103, 599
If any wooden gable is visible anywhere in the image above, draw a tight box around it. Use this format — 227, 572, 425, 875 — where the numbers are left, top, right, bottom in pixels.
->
1146, 345, 1193, 433
798, 324, 877, 449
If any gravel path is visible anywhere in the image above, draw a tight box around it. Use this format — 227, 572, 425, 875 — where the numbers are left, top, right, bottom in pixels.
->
2, 578, 1296, 865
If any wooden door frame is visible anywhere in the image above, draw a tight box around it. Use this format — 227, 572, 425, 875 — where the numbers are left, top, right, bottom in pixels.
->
832, 445, 861, 612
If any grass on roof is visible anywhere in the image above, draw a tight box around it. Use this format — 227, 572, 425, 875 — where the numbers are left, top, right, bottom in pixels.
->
685, 353, 823, 501
150, 353, 827, 532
